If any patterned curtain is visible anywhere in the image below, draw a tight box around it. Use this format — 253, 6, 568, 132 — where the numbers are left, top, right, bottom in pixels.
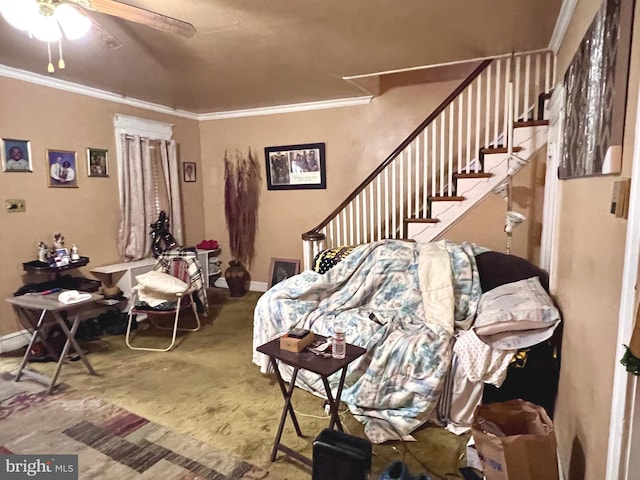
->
117, 134, 183, 261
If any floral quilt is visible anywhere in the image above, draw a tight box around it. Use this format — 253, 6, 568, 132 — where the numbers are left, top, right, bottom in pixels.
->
252, 239, 485, 443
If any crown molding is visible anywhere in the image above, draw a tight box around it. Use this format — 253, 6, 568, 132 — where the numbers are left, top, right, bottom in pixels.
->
197, 96, 373, 120
0, 64, 200, 120
548, 0, 578, 53
0, 64, 373, 121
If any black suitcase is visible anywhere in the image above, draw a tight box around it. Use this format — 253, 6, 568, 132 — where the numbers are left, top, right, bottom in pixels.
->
312, 428, 372, 480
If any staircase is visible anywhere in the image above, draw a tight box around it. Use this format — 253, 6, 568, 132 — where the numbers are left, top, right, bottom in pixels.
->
301, 51, 555, 270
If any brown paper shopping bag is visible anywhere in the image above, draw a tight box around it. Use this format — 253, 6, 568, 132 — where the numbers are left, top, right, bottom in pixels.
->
471, 399, 559, 480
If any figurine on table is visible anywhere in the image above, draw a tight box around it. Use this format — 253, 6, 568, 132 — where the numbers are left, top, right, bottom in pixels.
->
53, 232, 65, 249
38, 242, 51, 263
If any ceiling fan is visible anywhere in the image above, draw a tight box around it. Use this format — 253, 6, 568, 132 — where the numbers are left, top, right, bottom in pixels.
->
66, 0, 196, 37
0, 0, 195, 71
1, 0, 196, 38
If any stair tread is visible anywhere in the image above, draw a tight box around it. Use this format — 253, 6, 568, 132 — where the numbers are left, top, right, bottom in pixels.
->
428, 196, 466, 201
481, 146, 523, 154
453, 172, 493, 178
514, 120, 549, 127
405, 218, 440, 224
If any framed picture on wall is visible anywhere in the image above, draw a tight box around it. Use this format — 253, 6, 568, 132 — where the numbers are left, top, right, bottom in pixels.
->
183, 161, 196, 182
2, 138, 32, 172
87, 148, 109, 177
268, 258, 300, 288
47, 149, 78, 188
558, 0, 634, 179
265, 142, 326, 190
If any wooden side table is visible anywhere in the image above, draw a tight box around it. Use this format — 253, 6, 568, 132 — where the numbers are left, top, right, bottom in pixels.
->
6, 290, 103, 394
256, 335, 366, 466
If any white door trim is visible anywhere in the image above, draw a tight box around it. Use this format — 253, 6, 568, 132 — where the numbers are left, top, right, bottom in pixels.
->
606, 79, 640, 480
540, 83, 564, 278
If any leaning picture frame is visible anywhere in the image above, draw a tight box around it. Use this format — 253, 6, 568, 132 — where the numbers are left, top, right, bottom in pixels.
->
265, 142, 326, 190
47, 149, 78, 188
2, 138, 32, 172
87, 148, 109, 177
268, 257, 301, 288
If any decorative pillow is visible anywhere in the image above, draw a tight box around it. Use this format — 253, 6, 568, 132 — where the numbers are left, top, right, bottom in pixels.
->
473, 276, 560, 350
135, 270, 188, 294
312, 246, 356, 274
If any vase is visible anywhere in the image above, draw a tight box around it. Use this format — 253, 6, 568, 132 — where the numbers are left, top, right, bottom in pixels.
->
225, 260, 250, 297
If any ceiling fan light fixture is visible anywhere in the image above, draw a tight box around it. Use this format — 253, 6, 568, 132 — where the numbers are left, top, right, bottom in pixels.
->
55, 3, 90, 40
30, 11, 61, 42
0, 0, 39, 31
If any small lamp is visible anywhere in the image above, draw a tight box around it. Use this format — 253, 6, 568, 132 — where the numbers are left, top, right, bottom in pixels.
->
504, 211, 526, 254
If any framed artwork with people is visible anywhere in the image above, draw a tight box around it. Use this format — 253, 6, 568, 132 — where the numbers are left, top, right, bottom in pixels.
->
47, 149, 78, 188
183, 161, 196, 182
87, 148, 109, 177
268, 258, 301, 288
265, 142, 326, 190
2, 138, 32, 172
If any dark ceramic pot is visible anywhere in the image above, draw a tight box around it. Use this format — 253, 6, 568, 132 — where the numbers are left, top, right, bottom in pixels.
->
225, 260, 250, 297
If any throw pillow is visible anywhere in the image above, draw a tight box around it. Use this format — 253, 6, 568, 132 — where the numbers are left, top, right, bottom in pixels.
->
473, 276, 560, 350
135, 270, 188, 294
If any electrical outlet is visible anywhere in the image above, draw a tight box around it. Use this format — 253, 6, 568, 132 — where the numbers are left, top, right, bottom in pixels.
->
324, 402, 330, 415
6, 199, 25, 213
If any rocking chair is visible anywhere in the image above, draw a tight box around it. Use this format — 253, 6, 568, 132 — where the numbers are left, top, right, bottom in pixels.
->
125, 252, 203, 352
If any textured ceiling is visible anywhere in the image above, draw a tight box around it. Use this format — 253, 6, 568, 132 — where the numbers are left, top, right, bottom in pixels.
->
0, 0, 563, 114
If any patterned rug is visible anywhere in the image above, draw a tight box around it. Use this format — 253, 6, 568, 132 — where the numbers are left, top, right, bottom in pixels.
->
0, 373, 269, 479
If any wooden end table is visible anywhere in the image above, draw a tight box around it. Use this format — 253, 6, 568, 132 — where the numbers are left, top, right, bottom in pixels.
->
256, 335, 366, 466
6, 290, 103, 394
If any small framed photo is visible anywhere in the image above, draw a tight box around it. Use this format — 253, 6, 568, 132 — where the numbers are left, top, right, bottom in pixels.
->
268, 257, 301, 288
183, 161, 196, 182
87, 148, 109, 177
2, 138, 32, 172
265, 142, 326, 190
47, 149, 78, 188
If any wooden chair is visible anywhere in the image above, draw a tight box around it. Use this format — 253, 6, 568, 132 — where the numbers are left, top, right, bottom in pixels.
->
125, 254, 202, 352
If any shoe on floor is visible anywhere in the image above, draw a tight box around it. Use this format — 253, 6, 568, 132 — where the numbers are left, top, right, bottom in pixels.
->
380, 461, 414, 480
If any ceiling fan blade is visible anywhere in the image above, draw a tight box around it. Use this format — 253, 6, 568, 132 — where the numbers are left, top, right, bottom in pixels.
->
82, 0, 196, 37
89, 16, 123, 49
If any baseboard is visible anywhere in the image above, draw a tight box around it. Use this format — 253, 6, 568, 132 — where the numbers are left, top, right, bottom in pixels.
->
213, 278, 268, 292
0, 329, 30, 354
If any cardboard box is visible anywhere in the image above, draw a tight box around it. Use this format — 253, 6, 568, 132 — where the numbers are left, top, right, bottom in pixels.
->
472, 399, 559, 480
466, 436, 483, 472
280, 331, 315, 352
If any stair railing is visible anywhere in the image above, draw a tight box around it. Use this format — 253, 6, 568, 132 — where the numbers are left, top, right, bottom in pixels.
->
301, 50, 555, 270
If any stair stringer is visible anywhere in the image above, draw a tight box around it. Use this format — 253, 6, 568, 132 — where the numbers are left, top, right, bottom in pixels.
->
406, 124, 548, 243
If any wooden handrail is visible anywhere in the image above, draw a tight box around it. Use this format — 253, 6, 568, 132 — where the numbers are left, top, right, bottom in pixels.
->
301, 59, 493, 241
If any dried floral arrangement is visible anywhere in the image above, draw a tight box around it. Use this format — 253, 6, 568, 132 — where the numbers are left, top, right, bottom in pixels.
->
224, 149, 261, 268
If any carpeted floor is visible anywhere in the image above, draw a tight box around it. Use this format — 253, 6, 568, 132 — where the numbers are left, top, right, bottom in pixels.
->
0, 288, 469, 480
0, 372, 268, 479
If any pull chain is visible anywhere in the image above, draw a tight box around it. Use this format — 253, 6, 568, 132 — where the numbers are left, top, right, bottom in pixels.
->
47, 42, 54, 73
58, 39, 65, 69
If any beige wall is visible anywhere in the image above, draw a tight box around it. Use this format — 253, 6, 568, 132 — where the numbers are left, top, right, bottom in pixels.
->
552, 1, 639, 479
0, 77, 203, 338
199, 80, 464, 281
441, 147, 546, 261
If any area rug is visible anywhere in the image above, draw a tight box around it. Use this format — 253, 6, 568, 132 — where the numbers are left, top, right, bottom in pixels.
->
0, 373, 269, 479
